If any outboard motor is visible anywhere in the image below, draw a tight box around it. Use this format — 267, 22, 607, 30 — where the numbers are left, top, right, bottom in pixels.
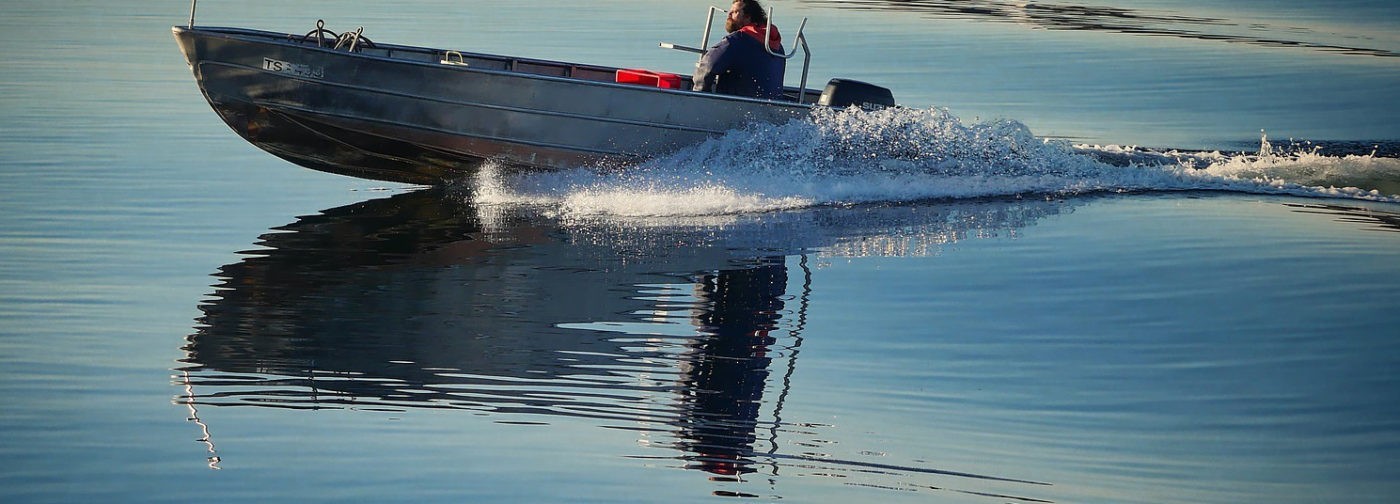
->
817, 79, 896, 109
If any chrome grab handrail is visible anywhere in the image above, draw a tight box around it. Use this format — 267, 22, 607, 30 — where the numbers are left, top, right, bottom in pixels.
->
763, 11, 811, 105
660, 5, 814, 104
760, 10, 807, 60
701, 5, 725, 56
658, 5, 728, 55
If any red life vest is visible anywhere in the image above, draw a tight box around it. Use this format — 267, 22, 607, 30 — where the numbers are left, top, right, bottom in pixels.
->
738, 23, 782, 52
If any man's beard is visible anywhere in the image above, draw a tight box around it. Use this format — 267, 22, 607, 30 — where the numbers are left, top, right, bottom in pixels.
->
725, 17, 741, 33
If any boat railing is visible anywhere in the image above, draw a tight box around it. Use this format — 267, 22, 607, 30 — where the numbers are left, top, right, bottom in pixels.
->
660, 5, 813, 104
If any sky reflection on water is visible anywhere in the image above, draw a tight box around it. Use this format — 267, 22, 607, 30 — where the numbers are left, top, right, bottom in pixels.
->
798, 0, 1400, 58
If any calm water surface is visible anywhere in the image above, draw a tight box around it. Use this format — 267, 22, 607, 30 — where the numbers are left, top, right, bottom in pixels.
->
2, 1, 1399, 503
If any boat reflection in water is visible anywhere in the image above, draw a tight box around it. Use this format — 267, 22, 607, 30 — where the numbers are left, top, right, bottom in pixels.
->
179, 188, 1072, 499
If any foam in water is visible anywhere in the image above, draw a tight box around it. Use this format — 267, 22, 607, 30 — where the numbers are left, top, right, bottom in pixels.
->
469, 107, 1400, 218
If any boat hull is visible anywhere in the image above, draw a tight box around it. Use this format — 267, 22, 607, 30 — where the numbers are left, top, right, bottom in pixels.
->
173, 26, 814, 185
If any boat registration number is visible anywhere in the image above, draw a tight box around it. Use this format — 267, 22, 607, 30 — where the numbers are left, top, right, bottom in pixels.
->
262, 58, 324, 79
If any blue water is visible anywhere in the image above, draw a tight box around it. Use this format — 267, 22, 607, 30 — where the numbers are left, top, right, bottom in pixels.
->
2, 1, 1399, 503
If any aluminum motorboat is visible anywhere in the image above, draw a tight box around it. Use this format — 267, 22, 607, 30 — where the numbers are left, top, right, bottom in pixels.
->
172, 3, 895, 185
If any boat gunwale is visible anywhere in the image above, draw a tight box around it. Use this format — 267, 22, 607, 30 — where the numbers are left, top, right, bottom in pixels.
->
195, 58, 728, 139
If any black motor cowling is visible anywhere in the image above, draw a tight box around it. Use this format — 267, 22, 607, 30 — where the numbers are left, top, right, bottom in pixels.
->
817, 79, 896, 109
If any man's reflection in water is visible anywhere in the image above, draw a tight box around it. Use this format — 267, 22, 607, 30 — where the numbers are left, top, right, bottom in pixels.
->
677, 258, 787, 481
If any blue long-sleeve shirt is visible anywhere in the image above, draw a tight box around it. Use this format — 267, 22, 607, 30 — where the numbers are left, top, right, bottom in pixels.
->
692, 31, 786, 100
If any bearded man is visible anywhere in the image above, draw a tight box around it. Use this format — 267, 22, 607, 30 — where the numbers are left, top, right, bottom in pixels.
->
692, 0, 787, 100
